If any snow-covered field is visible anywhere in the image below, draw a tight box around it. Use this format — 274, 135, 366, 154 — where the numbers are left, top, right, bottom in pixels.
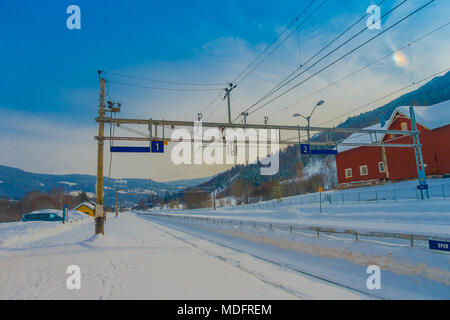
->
161, 199, 450, 237
0, 213, 370, 299
143, 214, 450, 299
138, 180, 450, 299
1, 178, 449, 300
0, 209, 91, 247
166, 179, 450, 238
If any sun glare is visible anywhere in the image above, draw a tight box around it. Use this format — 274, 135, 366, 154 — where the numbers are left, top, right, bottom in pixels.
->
393, 51, 408, 68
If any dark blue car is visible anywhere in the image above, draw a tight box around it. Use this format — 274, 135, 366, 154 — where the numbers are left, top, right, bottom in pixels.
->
22, 212, 63, 222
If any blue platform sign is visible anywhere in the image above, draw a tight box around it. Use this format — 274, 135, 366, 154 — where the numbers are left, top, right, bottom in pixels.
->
110, 146, 150, 153
311, 149, 338, 155
300, 144, 337, 155
429, 239, 450, 252
417, 184, 429, 190
151, 141, 164, 153
63, 204, 68, 223
300, 144, 310, 154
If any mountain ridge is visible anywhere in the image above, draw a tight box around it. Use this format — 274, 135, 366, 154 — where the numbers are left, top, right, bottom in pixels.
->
0, 164, 212, 200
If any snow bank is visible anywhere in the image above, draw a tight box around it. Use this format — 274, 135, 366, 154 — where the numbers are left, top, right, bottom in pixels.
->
0, 209, 92, 248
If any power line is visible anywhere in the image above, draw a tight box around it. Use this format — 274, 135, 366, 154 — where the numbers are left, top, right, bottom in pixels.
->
318, 67, 449, 127
206, 99, 226, 121
200, 92, 224, 115
234, 0, 327, 86
240, 0, 408, 120
102, 70, 228, 86
232, 0, 317, 84
268, 21, 450, 117
196, 0, 321, 120
238, 0, 389, 120
114, 123, 149, 137
196, 0, 324, 121
246, 0, 435, 117
109, 80, 224, 92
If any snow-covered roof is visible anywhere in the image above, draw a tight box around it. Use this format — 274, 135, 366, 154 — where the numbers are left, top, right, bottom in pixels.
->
337, 122, 388, 153
74, 201, 95, 211
337, 100, 450, 153
394, 100, 450, 130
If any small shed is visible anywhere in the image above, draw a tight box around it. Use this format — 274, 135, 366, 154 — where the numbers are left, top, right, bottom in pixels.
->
73, 201, 96, 216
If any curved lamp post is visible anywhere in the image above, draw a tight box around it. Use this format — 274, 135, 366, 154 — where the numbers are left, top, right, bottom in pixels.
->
293, 100, 325, 153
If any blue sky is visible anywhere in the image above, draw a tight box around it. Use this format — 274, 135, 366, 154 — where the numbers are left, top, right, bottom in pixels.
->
0, 0, 449, 180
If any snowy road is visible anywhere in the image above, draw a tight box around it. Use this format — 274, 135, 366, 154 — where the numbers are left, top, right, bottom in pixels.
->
0, 213, 364, 299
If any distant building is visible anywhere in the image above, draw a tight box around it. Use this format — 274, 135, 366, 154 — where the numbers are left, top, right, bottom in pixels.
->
336, 100, 450, 189
73, 201, 96, 216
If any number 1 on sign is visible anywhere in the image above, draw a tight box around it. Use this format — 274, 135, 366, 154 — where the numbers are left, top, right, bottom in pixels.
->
151, 141, 164, 153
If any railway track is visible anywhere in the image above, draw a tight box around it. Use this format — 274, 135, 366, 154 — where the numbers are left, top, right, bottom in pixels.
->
138, 214, 384, 300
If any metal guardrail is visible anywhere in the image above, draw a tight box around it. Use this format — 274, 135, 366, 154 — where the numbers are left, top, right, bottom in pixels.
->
143, 212, 450, 250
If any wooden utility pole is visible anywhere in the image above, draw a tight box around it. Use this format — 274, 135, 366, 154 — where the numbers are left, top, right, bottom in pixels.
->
95, 72, 106, 234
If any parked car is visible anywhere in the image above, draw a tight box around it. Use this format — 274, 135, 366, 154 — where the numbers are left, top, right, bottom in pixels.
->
22, 211, 63, 222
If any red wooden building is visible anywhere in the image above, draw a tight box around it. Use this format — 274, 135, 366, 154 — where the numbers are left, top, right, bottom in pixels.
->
336, 100, 450, 189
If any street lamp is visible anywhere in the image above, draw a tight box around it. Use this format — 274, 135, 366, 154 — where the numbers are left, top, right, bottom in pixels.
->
293, 100, 325, 151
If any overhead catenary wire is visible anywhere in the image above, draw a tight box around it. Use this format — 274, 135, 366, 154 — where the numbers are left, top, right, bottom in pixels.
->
245, 0, 435, 118
317, 67, 450, 127
101, 70, 228, 86
231, 0, 318, 84
282, 68, 449, 144
237, 0, 389, 120
200, 92, 223, 114
234, 0, 328, 86
280, 67, 450, 144
101, 71, 229, 120
206, 99, 226, 121
109, 80, 224, 92
114, 124, 149, 137
238, 0, 410, 120
267, 21, 450, 118
198, 0, 322, 120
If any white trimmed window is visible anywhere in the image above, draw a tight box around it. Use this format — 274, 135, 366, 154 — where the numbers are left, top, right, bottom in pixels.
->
345, 168, 352, 178
378, 162, 386, 173
360, 165, 368, 176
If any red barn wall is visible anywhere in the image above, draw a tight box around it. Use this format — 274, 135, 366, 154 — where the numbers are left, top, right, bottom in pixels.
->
336, 114, 450, 187
336, 147, 386, 185
384, 117, 450, 180
431, 125, 450, 174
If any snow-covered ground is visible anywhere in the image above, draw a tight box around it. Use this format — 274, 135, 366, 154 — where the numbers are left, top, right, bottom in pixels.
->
138, 180, 450, 299
143, 214, 450, 299
168, 179, 450, 238
213, 178, 450, 211
0, 209, 91, 247
1, 179, 449, 300
0, 213, 368, 299
162, 199, 450, 237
